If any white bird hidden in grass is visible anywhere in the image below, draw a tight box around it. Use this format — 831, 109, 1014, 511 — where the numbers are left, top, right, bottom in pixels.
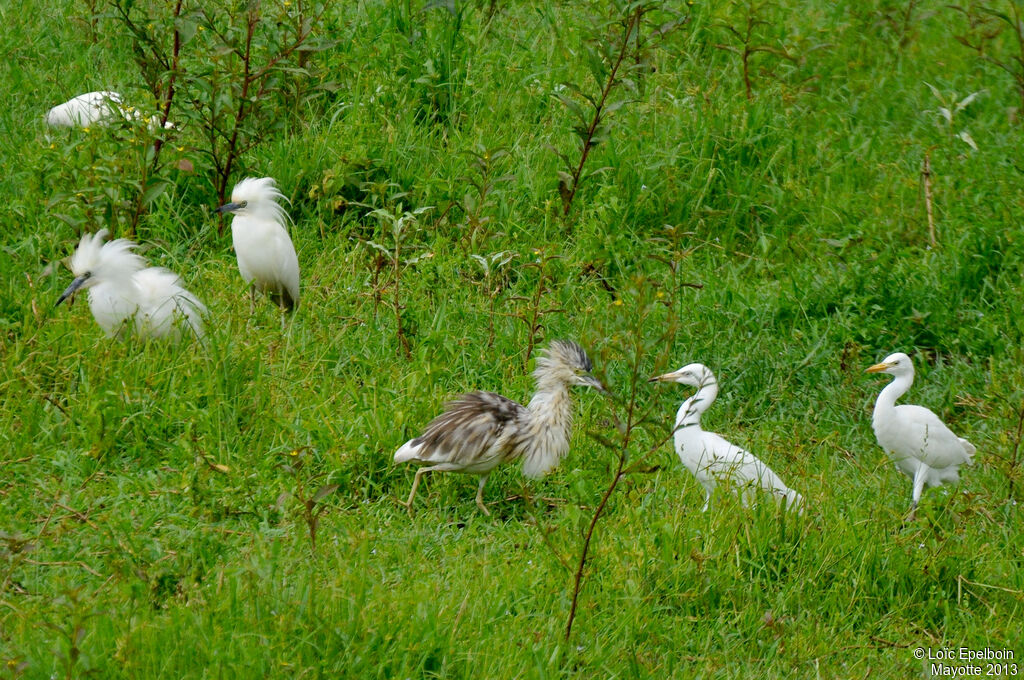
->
216, 178, 300, 312
867, 352, 975, 517
45, 91, 174, 131
650, 363, 803, 512
394, 340, 604, 515
56, 229, 206, 341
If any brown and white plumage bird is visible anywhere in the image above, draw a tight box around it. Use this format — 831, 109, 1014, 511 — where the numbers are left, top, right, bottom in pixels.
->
394, 340, 604, 515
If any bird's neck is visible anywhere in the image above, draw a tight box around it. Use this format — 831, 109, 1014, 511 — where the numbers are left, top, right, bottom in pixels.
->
519, 382, 573, 478
527, 382, 572, 430
874, 374, 912, 415
676, 382, 718, 429
91, 270, 140, 299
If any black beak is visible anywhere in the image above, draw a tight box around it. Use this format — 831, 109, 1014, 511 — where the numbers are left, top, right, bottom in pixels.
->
215, 202, 243, 214
56, 274, 90, 307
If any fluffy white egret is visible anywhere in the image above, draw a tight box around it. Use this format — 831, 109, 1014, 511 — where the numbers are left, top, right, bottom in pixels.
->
394, 340, 604, 515
650, 363, 803, 512
56, 229, 206, 341
45, 91, 125, 128
45, 91, 173, 131
216, 177, 300, 312
867, 352, 975, 517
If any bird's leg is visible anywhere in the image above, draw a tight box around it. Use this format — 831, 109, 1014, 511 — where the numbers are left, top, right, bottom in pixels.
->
908, 464, 929, 521
700, 489, 711, 513
401, 467, 431, 516
475, 475, 491, 516
249, 284, 256, 316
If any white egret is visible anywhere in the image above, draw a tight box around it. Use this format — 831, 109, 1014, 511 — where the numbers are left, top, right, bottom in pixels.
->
56, 229, 206, 341
867, 352, 975, 517
650, 363, 803, 512
216, 177, 300, 312
45, 91, 174, 131
394, 340, 604, 515
45, 91, 125, 128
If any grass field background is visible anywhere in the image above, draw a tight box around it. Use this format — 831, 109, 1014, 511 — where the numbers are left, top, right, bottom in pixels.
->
1, 0, 1023, 677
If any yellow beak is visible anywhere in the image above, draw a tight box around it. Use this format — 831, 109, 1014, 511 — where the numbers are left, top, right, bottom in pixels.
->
648, 372, 675, 383
865, 362, 893, 374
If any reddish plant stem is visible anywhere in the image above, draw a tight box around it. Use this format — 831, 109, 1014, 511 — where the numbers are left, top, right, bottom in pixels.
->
151, 0, 183, 168
216, 7, 258, 222
564, 342, 643, 642
562, 7, 641, 217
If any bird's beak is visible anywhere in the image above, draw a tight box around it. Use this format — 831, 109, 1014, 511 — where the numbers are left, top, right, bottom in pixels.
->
56, 274, 90, 307
585, 375, 606, 392
865, 362, 894, 374
215, 202, 243, 214
648, 371, 677, 383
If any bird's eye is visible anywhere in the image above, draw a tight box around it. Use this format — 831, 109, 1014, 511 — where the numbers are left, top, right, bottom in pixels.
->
239, 200, 248, 208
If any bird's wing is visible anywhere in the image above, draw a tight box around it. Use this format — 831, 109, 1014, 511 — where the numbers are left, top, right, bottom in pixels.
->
894, 404, 974, 468
273, 228, 300, 308
87, 282, 139, 337
699, 432, 794, 496
46, 92, 122, 127
132, 268, 207, 339
395, 391, 528, 472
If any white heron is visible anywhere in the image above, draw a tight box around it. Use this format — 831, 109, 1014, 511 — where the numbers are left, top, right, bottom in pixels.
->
394, 340, 604, 515
56, 229, 206, 341
45, 91, 173, 131
216, 177, 300, 312
867, 352, 975, 517
650, 363, 803, 512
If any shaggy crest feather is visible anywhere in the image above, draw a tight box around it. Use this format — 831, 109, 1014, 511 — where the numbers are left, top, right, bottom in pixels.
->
229, 177, 292, 228
69, 229, 146, 281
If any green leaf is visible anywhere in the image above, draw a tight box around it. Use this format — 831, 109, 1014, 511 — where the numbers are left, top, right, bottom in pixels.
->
553, 92, 588, 126
141, 180, 170, 206
312, 484, 339, 504
584, 44, 608, 87
561, 81, 597, 108
174, 16, 198, 45
603, 99, 630, 116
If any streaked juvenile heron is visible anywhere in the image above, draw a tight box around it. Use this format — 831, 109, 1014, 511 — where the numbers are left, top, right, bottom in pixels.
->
56, 229, 206, 341
867, 352, 975, 518
394, 340, 604, 515
216, 177, 300, 312
650, 363, 803, 512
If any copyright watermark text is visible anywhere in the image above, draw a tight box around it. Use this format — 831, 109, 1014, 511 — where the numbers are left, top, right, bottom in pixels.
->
913, 647, 1017, 676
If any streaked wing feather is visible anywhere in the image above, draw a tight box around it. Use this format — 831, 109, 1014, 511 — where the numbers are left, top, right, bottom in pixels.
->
409, 392, 528, 470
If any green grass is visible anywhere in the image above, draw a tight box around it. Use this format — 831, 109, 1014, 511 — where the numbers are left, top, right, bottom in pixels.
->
2, 0, 1023, 677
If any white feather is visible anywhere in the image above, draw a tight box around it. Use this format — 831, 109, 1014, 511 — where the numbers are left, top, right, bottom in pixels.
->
45, 91, 125, 128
